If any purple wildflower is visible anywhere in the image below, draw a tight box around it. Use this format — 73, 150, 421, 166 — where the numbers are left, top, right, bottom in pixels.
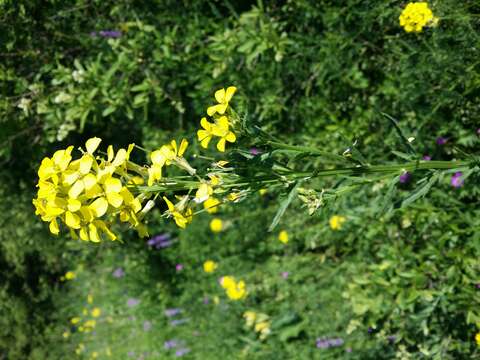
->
436, 137, 447, 145
281, 271, 289, 279
316, 337, 344, 349
170, 318, 190, 326
113, 267, 125, 278
249, 147, 261, 155
164, 340, 178, 350
175, 348, 191, 357
477, 128, 480, 136
147, 233, 172, 249
203, 297, 209, 305
127, 298, 140, 308
451, 172, 464, 188
165, 308, 182, 317
176, 264, 183, 272
143, 321, 152, 332
399, 171, 411, 184
387, 335, 397, 343
99, 30, 122, 38
346, 348, 352, 353
127, 351, 135, 357
422, 155, 431, 161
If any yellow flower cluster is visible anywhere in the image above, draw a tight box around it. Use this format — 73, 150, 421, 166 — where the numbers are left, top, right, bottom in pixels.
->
220, 275, 247, 300
399, 2, 437, 33
243, 311, 271, 340
197, 86, 237, 152
33, 138, 148, 242
203, 260, 218, 273
329, 215, 346, 230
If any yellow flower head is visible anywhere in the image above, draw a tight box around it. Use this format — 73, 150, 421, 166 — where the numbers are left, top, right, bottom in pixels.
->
203, 260, 218, 273
91, 307, 101, 317
207, 86, 237, 116
70, 317, 81, 325
65, 271, 76, 280
243, 311, 257, 327
163, 196, 193, 229
278, 230, 289, 244
399, 2, 436, 33
211, 116, 236, 152
204, 197, 221, 214
87, 294, 93, 304
226, 280, 247, 300
476, 332, 480, 346
210, 218, 223, 233
329, 215, 346, 230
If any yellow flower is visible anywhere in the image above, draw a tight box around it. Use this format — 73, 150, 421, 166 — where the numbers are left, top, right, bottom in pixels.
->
203, 260, 218, 273
148, 139, 190, 186
91, 351, 98, 359
476, 332, 480, 346
70, 317, 81, 324
399, 2, 436, 33
243, 311, 257, 327
91, 307, 101, 317
163, 196, 193, 229
75, 344, 85, 355
278, 230, 289, 244
207, 86, 237, 116
65, 271, 76, 280
87, 294, 93, 304
220, 276, 236, 289
195, 183, 213, 203
204, 197, 221, 214
259, 188, 267, 196
197, 117, 215, 149
255, 321, 271, 340
226, 280, 247, 300
211, 116, 236, 152
84, 319, 96, 328
329, 215, 346, 230
210, 218, 223, 233
62, 331, 70, 339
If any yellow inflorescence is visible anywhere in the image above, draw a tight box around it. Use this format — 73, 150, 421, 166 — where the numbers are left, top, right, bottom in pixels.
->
197, 86, 237, 152
33, 137, 147, 242
329, 215, 346, 230
220, 275, 247, 300
243, 311, 271, 340
203, 260, 218, 273
399, 2, 437, 33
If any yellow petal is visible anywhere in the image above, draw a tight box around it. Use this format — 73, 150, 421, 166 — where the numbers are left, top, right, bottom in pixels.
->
84, 183, 103, 198
112, 148, 127, 167
68, 180, 85, 199
79, 155, 93, 175
65, 211, 81, 229
49, 219, 60, 235
79, 206, 94, 223
225, 131, 236, 143
67, 198, 81, 212
89, 197, 108, 217
178, 139, 188, 157
120, 187, 134, 204
79, 226, 89, 241
86, 137, 102, 154
163, 196, 175, 211
200, 117, 211, 131
104, 177, 122, 194
62, 170, 80, 186
150, 150, 166, 166
225, 86, 237, 102
214, 88, 226, 103
82, 173, 97, 191
216, 138, 226, 152
88, 223, 101, 243
106, 192, 123, 208
107, 145, 114, 162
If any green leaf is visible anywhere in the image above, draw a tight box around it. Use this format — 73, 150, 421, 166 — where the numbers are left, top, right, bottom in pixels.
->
401, 173, 439, 208
268, 181, 301, 232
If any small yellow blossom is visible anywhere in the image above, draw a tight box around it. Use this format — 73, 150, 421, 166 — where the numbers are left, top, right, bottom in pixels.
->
399, 2, 437, 33
87, 294, 93, 304
207, 86, 237, 116
204, 197, 221, 214
62, 331, 70, 339
91, 307, 101, 317
163, 196, 193, 229
476, 332, 480, 346
278, 230, 289, 244
70, 317, 81, 324
91, 352, 98, 359
65, 271, 76, 280
203, 260, 218, 273
75, 344, 85, 355
259, 189, 267, 196
329, 215, 346, 230
221, 275, 247, 300
210, 218, 223, 233
211, 116, 236, 152
84, 320, 96, 328
243, 311, 257, 327
197, 117, 215, 149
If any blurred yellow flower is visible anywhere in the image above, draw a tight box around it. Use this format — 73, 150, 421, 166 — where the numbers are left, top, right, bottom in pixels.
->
243, 311, 257, 327
210, 218, 223, 233
259, 189, 267, 196
278, 230, 289, 244
329, 215, 346, 230
70, 317, 81, 324
84, 320, 96, 328
399, 2, 437, 33
62, 331, 70, 339
91, 307, 101, 317
65, 271, 75, 280
203, 260, 218, 273
87, 294, 93, 304
204, 197, 221, 214
476, 332, 480, 346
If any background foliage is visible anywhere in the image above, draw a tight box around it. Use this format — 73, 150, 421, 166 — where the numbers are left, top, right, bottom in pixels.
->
1, 0, 479, 359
